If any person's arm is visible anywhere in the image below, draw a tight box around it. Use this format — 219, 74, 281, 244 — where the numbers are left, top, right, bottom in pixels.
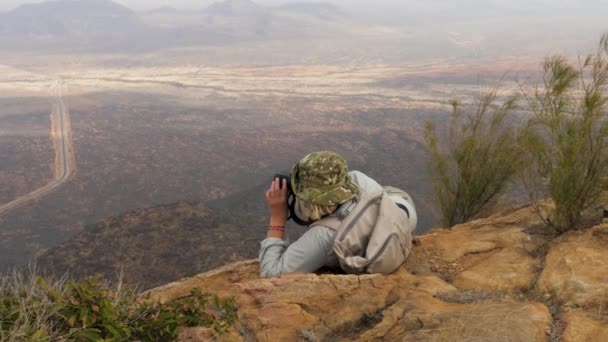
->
259, 226, 336, 278
265, 177, 289, 239
260, 177, 336, 277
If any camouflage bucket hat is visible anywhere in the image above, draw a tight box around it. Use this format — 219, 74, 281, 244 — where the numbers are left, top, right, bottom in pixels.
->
290, 151, 359, 206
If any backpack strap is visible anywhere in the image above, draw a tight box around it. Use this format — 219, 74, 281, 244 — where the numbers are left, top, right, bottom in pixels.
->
307, 190, 363, 231
382, 186, 413, 203
309, 215, 342, 231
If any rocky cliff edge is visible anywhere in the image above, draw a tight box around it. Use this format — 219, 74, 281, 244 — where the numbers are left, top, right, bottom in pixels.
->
147, 204, 608, 341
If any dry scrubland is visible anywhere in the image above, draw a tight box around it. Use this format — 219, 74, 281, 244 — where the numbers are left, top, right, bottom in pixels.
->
0, 58, 533, 114
0, 57, 534, 275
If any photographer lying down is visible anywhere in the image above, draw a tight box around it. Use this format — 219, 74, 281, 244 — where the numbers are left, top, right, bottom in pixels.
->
259, 151, 417, 278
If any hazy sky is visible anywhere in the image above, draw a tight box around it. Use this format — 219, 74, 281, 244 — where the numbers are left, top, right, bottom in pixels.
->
1, 0, 376, 11
3, 0, 607, 12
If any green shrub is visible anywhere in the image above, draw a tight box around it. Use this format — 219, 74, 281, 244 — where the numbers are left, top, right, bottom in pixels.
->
0, 271, 66, 342
424, 89, 522, 227
0, 270, 237, 342
56, 276, 132, 341
520, 35, 608, 232
133, 289, 237, 342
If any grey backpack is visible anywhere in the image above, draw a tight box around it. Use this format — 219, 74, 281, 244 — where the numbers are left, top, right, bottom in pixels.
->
310, 186, 415, 274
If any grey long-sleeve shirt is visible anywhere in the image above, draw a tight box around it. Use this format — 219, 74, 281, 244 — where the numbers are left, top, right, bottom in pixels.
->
259, 226, 339, 278
259, 171, 417, 278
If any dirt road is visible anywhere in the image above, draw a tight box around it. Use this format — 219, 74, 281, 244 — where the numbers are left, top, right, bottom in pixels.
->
0, 81, 75, 216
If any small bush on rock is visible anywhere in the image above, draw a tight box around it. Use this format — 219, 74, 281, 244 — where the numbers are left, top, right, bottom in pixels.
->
520, 34, 608, 232
425, 89, 522, 227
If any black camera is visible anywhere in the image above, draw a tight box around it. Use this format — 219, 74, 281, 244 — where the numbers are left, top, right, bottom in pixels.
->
272, 173, 313, 226
273, 174, 292, 193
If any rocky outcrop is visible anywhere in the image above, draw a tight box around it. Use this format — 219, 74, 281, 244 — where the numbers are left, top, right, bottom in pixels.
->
403, 205, 545, 293
146, 205, 608, 341
561, 310, 608, 342
151, 262, 550, 342
405, 225, 541, 293
537, 224, 608, 307
534, 224, 608, 342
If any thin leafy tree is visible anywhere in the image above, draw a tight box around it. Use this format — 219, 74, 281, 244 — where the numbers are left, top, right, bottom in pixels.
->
520, 35, 608, 232
425, 88, 522, 227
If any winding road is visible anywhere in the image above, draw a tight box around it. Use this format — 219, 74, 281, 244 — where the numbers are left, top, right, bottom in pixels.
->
0, 80, 75, 216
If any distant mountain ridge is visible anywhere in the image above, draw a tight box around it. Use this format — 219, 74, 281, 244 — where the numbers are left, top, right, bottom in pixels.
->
0, 0, 354, 51
202, 0, 272, 37
277, 2, 347, 20
146, 5, 180, 14
204, 0, 268, 17
0, 0, 143, 38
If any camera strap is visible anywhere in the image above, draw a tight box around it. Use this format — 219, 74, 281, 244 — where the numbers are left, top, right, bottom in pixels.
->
288, 193, 315, 226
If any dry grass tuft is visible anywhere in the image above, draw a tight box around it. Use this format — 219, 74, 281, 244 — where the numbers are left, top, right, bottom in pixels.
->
325, 310, 384, 342
436, 289, 506, 304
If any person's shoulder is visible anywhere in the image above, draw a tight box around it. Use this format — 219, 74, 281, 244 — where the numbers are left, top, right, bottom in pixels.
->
348, 170, 382, 191
348, 170, 364, 177
348, 170, 369, 182
309, 224, 338, 233
303, 224, 337, 242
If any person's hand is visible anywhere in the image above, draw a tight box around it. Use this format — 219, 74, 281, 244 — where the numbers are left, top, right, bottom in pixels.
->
266, 177, 288, 227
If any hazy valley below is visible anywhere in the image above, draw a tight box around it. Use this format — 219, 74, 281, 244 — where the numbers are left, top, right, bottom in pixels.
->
1, 0, 606, 287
